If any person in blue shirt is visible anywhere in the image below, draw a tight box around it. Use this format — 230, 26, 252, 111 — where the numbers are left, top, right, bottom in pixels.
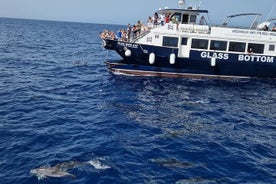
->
117, 29, 122, 40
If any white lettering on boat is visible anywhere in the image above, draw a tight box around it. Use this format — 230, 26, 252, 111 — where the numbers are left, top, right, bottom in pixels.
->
201, 51, 229, 60
238, 55, 274, 63
232, 29, 276, 37
200, 52, 274, 63
118, 42, 138, 48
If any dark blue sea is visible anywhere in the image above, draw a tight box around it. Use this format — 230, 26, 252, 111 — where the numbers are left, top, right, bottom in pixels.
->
0, 18, 275, 184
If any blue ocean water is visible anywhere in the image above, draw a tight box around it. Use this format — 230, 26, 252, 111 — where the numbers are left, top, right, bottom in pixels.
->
0, 17, 275, 184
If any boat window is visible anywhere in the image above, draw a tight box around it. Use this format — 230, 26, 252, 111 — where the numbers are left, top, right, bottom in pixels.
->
210, 40, 227, 51
171, 13, 182, 23
229, 42, 246, 52
181, 37, 188, 45
191, 39, 209, 49
190, 15, 197, 23
182, 14, 189, 24
269, 44, 275, 51
163, 36, 179, 47
248, 43, 264, 54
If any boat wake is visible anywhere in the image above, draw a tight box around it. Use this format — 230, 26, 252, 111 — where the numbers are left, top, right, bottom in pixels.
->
88, 159, 111, 170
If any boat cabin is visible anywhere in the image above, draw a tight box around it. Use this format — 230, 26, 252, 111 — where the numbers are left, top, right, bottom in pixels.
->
158, 8, 209, 25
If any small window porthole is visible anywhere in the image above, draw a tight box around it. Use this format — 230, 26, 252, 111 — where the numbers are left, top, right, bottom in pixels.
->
163, 36, 179, 47
248, 43, 264, 54
229, 42, 246, 52
181, 37, 188, 45
269, 44, 275, 51
191, 39, 209, 49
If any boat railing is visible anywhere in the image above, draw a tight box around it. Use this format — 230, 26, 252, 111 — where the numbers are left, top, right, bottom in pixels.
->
130, 21, 210, 42
163, 23, 210, 34
131, 30, 151, 42
100, 22, 210, 43
179, 24, 210, 34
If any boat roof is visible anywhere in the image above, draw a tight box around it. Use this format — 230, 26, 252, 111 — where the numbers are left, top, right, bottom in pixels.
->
222, 13, 263, 29
226, 13, 262, 18
157, 8, 208, 14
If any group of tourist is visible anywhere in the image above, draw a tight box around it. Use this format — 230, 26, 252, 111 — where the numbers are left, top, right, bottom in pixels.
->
100, 12, 276, 42
100, 12, 171, 42
100, 30, 116, 40
147, 12, 171, 28
100, 22, 148, 42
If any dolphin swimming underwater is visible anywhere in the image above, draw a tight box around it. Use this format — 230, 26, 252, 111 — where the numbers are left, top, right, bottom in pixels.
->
30, 166, 76, 180
30, 160, 86, 180
150, 158, 198, 168
30, 159, 111, 180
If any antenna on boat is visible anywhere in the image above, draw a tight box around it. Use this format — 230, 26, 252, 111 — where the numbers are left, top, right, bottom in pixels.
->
187, 0, 201, 10
266, 2, 276, 21
196, 0, 202, 10
178, 0, 185, 9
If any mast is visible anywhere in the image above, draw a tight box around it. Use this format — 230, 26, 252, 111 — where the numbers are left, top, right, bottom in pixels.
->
178, 0, 185, 9
266, 2, 275, 21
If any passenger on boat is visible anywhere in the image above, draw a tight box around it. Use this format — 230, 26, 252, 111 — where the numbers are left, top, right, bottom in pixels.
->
248, 48, 253, 54
272, 26, 276, 32
171, 15, 178, 24
171, 15, 179, 30
122, 30, 128, 41
147, 16, 153, 28
165, 14, 170, 24
263, 25, 269, 31
136, 20, 143, 35
100, 30, 115, 40
199, 16, 206, 25
127, 24, 131, 39
160, 13, 165, 26
117, 29, 122, 40
132, 25, 137, 38
153, 12, 159, 27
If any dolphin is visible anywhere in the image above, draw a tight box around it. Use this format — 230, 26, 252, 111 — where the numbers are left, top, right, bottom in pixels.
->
54, 160, 88, 171
30, 160, 89, 180
176, 177, 223, 184
30, 166, 76, 180
30, 159, 111, 180
150, 158, 197, 168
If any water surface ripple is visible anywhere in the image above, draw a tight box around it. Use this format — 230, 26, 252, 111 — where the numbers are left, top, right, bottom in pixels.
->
0, 18, 275, 184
